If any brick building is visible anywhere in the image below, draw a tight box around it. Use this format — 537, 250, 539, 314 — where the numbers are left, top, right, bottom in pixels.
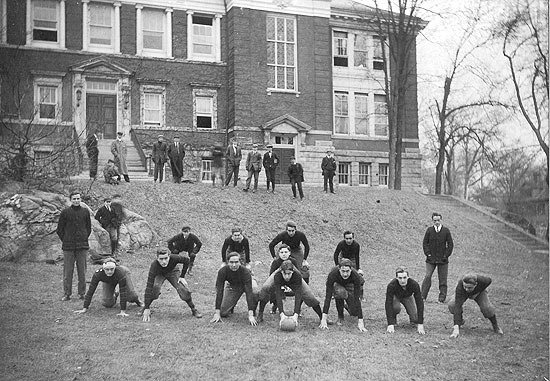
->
0, 0, 423, 188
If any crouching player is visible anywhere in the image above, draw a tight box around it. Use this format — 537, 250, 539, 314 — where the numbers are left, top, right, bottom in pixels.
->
74, 258, 143, 317
385, 267, 425, 334
319, 259, 367, 332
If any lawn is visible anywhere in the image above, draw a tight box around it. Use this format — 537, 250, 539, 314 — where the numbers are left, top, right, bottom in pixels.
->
0, 181, 548, 380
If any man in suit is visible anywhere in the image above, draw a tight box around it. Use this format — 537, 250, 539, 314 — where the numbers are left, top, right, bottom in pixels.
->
287, 156, 304, 200
95, 197, 122, 256
85, 130, 99, 179
321, 149, 337, 193
421, 212, 454, 303
262, 144, 279, 193
167, 136, 185, 183
151, 134, 168, 183
243, 144, 262, 193
111, 131, 129, 182
224, 139, 242, 187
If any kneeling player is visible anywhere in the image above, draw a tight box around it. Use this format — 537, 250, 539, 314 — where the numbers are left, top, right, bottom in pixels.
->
385, 267, 425, 334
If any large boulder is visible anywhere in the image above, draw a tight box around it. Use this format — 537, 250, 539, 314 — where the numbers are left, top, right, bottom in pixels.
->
0, 191, 158, 263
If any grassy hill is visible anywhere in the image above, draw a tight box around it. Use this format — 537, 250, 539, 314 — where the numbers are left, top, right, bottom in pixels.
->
0, 181, 548, 380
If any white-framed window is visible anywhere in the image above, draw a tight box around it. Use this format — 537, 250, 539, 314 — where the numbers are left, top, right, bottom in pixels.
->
379, 163, 389, 186
188, 13, 220, 62
333, 31, 348, 67
1, 0, 7, 44
373, 36, 385, 70
374, 94, 388, 137
27, 0, 65, 48
266, 15, 297, 91
334, 91, 349, 134
354, 33, 368, 68
338, 162, 351, 185
333, 30, 385, 71
355, 93, 369, 135
192, 88, 217, 130
137, 7, 172, 58
359, 162, 371, 186
84, 1, 120, 53
274, 135, 294, 145
34, 77, 62, 121
140, 84, 165, 127
201, 159, 213, 182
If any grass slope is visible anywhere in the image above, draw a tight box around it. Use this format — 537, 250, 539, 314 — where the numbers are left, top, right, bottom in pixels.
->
0, 181, 548, 380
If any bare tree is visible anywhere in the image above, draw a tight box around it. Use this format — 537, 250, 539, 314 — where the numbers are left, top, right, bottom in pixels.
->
496, 0, 549, 183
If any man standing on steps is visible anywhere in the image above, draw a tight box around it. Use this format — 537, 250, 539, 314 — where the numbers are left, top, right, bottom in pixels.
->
225, 139, 242, 187
152, 134, 168, 183
321, 149, 337, 193
111, 131, 130, 182
85, 129, 99, 179
263, 144, 279, 193
243, 144, 262, 193
421, 212, 454, 303
168, 136, 185, 183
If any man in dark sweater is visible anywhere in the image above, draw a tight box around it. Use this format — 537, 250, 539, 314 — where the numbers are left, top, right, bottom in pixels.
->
287, 157, 304, 200
333, 230, 365, 301
167, 226, 203, 275
74, 258, 143, 316
210, 252, 259, 326
448, 274, 503, 338
385, 267, 425, 334
319, 259, 367, 332
56, 192, 92, 301
421, 212, 454, 302
95, 197, 122, 256
221, 227, 250, 266
141, 248, 202, 322
269, 220, 310, 283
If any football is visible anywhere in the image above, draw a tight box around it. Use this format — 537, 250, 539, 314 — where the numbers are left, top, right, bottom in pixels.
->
279, 316, 297, 332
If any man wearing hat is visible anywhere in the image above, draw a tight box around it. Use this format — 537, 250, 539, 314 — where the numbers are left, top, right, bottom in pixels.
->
262, 144, 279, 193
168, 136, 185, 183
167, 225, 203, 276
224, 139, 242, 187
243, 143, 262, 193
448, 273, 503, 338
321, 149, 337, 193
111, 131, 129, 182
73, 258, 143, 317
103, 159, 120, 184
95, 197, 122, 256
152, 134, 168, 182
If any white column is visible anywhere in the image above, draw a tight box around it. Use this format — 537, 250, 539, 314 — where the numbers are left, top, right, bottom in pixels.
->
1, 0, 8, 44
26, 0, 31, 45
136, 4, 143, 55
114, 2, 121, 53
82, 0, 89, 50
214, 14, 221, 62
187, 10, 194, 59
59, 0, 65, 48
166, 8, 173, 58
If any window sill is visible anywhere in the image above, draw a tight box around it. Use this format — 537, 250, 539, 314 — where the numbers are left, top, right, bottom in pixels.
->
266, 89, 301, 97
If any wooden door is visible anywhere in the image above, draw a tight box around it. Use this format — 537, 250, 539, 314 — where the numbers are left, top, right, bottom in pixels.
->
87, 94, 117, 139
272, 147, 294, 184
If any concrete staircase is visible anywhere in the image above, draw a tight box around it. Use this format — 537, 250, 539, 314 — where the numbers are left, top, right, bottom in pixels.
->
423, 194, 549, 254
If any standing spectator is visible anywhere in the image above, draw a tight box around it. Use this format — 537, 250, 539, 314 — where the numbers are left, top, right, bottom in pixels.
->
225, 139, 242, 187
94, 197, 122, 257
73, 258, 143, 316
111, 131, 129, 182
103, 159, 120, 185
141, 248, 202, 322
85, 129, 99, 179
211, 145, 225, 187
421, 212, 454, 303
287, 156, 304, 200
151, 134, 168, 183
448, 274, 503, 338
167, 226, 203, 276
210, 252, 259, 326
385, 267, 425, 335
269, 221, 311, 284
262, 144, 279, 193
333, 230, 364, 301
221, 227, 251, 266
321, 149, 337, 193
167, 136, 185, 183
319, 259, 367, 332
56, 192, 92, 301
243, 144, 262, 193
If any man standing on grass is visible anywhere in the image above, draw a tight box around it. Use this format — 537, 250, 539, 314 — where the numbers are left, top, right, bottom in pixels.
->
225, 139, 242, 187
269, 221, 311, 284
167, 225, 203, 276
167, 136, 185, 183
243, 144, 262, 193
152, 134, 168, 183
287, 157, 304, 200
95, 197, 122, 257
319, 259, 367, 332
57, 192, 91, 301
333, 230, 365, 301
385, 267, 425, 335
262, 144, 279, 193
141, 248, 202, 322
221, 227, 251, 266
210, 252, 259, 326
321, 149, 337, 193
448, 273, 503, 338
74, 258, 143, 316
211, 145, 225, 187
421, 212, 454, 303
